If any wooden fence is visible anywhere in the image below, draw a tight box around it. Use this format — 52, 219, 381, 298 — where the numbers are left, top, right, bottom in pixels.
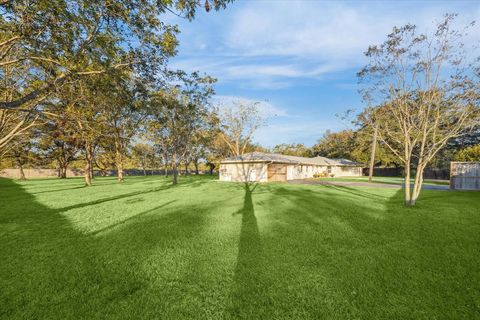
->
450, 162, 480, 190
361, 167, 450, 180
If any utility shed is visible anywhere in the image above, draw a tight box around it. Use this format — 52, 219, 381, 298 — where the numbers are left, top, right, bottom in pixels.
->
450, 162, 480, 190
219, 152, 363, 182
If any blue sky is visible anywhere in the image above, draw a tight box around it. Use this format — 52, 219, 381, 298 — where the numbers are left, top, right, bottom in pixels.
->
167, 0, 480, 147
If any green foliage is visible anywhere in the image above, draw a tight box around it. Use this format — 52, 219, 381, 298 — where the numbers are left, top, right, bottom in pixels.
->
312, 130, 356, 159
454, 144, 480, 162
272, 143, 312, 157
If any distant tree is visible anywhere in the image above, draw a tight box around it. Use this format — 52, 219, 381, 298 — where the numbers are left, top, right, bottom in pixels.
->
312, 130, 356, 159
272, 143, 312, 157
6, 137, 37, 180
218, 101, 266, 157
38, 115, 81, 178
351, 125, 400, 167
454, 144, 480, 162
132, 143, 155, 176
100, 73, 146, 182
148, 71, 215, 185
358, 15, 480, 205
63, 78, 108, 186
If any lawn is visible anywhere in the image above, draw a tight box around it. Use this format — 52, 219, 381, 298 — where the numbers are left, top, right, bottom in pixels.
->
321, 176, 450, 185
1, 175, 479, 319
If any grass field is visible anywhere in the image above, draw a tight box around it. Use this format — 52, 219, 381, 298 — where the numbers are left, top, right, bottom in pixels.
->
320, 176, 450, 185
1, 175, 479, 319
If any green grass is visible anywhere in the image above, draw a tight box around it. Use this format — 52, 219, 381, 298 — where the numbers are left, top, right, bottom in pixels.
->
1, 175, 479, 319
321, 176, 450, 185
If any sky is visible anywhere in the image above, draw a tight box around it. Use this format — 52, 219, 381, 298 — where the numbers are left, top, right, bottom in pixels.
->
167, 0, 480, 148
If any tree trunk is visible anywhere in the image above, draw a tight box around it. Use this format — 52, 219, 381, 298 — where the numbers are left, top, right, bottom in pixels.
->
60, 164, 68, 179
404, 161, 411, 206
209, 163, 215, 175
117, 159, 124, 182
184, 162, 189, 175
57, 158, 68, 178
411, 164, 426, 205
114, 139, 124, 182
172, 155, 178, 185
164, 153, 169, 178
368, 123, 378, 183
17, 159, 26, 180
194, 160, 199, 175
115, 147, 124, 183
84, 142, 93, 186
142, 158, 147, 176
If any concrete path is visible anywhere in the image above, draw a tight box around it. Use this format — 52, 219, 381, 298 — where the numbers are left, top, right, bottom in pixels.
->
288, 179, 450, 191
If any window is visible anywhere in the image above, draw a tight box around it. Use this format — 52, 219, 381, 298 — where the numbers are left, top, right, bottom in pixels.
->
327, 166, 332, 174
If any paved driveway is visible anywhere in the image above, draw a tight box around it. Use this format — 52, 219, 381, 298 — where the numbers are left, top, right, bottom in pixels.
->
288, 179, 450, 191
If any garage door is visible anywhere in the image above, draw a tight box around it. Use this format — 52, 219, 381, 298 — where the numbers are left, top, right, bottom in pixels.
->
268, 164, 287, 182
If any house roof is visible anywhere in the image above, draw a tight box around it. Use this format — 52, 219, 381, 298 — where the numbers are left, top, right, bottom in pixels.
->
221, 152, 362, 167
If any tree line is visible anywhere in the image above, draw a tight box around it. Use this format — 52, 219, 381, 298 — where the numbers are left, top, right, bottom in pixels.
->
1, 4, 479, 206
0, 0, 234, 185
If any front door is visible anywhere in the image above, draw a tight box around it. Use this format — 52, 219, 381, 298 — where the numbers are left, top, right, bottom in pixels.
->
268, 164, 287, 182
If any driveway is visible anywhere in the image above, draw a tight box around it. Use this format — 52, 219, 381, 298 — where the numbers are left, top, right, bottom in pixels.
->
288, 179, 450, 191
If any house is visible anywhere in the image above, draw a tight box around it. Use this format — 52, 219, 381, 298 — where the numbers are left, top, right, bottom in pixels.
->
219, 152, 363, 182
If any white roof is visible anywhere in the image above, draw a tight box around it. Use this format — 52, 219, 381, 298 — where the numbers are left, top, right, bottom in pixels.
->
221, 152, 361, 166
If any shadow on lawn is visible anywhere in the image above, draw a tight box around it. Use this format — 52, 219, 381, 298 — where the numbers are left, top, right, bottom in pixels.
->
256, 184, 480, 319
227, 182, 272, 319
0, 177, 213, 319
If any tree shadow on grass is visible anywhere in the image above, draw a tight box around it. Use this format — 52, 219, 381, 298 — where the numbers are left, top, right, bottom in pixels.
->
0, 177, 214, 319
260, 184, 480, 319
226, 182, 274, 320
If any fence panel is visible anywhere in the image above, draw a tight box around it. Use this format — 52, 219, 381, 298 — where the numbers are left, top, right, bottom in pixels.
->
450, 162, 480, 190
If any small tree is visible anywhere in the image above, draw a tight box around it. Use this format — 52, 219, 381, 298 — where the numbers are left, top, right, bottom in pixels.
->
358, 15, 480, 205
218, 101, 266, 157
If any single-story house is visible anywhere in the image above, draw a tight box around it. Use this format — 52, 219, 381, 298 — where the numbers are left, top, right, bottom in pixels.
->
219, 152, 363, 182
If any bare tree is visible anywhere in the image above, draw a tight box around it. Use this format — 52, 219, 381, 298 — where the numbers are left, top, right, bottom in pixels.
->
359, 15, 480, 205
218, 101, 266, 157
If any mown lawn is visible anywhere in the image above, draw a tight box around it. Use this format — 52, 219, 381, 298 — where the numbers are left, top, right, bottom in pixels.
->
321, 176, 450, 185
1, 175, 479, 319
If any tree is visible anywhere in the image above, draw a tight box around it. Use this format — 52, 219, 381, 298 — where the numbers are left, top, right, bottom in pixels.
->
454, 144, 480, 162
358, 15, 480, 205
0, 0, 231, 155
350, 124, 400, 168
7, 138, 35, 180
0, 0, 231, 110
132, 143, 155, 175
62, 78, 109, 186
312, 130, 356, 159
0, 59, 40, 154
100, 73, 146, 182
37, 115, 81, 178
272, 143, 312, 157
147, 71, 215, 185
218, 101, 266, 157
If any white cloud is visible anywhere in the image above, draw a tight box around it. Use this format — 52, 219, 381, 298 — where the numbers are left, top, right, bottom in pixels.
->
171, 1, 480, 89
210, 95, 345, 147
226, 1, 480, 62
